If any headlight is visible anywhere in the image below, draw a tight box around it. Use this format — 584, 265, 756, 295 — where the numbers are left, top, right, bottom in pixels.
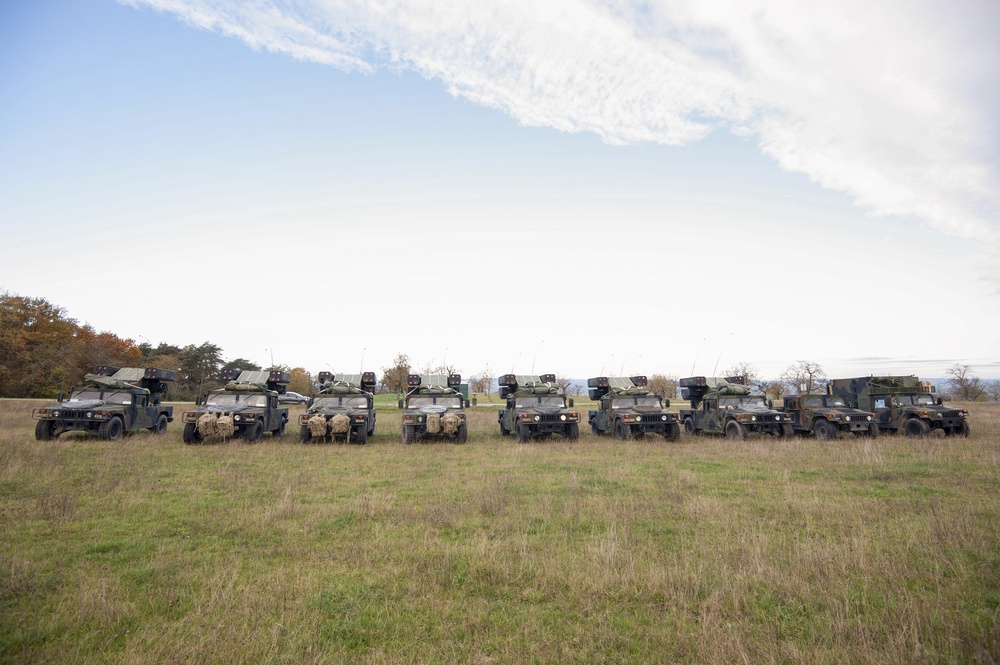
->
661, 415, 667, 421
86, 412, 93, 418
417, 416, 424, 423
559, 414, 567, 421
234, 415, 241, 421
960, 412, 967, 417
774, 415, 780, 421
750, 416, 756, 422
844, 415, 851, 421
533, 415, 540, 422
867, 415, 873, 421
53, 411, 60, 417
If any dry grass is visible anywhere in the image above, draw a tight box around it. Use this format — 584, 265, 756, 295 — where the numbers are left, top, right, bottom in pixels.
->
1, 398, 998, 663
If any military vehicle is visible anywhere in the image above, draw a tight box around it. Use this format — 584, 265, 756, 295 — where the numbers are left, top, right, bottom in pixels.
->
497, 374, 580, 442
828, 375, 969, 437
679, 376, 792, 439
299, 372, 377, 444
32, 366, 175, 441
780, 393, 878, 439
181, 369, 290, 443
398, 374, 469, 444
586, 375, 681, 441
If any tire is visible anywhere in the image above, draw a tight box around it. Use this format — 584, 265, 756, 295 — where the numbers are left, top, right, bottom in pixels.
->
956, 420, 970, 437
725, 420, 746, 440
455, 422, 468, 444
299, 425, 311, 443
35, 420, 54, 441
354, 426, 368, 445
903, 418, 930, 438
246, 420, 265, 443
664, 422, 681, 442
276, 418, 287, 437
614, 419, 632, 441
499, 420, 509, 437
813, 419, 838, 440
183, 422, 202, 444
590, 421, 601, 436
867, 422, 880, 438
368, 420, 376, 437
683, 417, 698, 436
100, 417, 124, 441
565, 423, 579, 442
150, 414, 168, 435
402, 424, 415, 444
781, 423, 794, 438
515, 423, 531, 444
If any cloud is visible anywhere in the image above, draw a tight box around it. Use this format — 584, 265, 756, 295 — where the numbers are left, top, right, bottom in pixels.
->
123, 0, 1000, 245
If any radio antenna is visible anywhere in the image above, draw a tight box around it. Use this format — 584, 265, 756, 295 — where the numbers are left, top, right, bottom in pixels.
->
690, 339, 704, 375
358, 347, 366, 375
600, 354, 614, 376
712, 333, 733, 376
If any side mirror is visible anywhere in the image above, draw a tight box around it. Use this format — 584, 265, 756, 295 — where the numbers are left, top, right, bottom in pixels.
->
57, 391, 64, 403
464, 399, 471, 408
936, 397, 943, 406
663, 399, 670, 408
768, 399, 774, 408
568, 398, 574, 408
196, 394, 203, 406
397, 399, 404, 409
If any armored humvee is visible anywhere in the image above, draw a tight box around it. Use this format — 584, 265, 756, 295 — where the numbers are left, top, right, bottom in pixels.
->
299, 371, 377, 444
181, 369, 290, 443
398, 374, 469, 444
828, 375, 969, 437
587, 375, 681, 441
679, 376, 792, 439
497, 374, 580, 443
780, 394, 878, 439
32, 366, 175, 441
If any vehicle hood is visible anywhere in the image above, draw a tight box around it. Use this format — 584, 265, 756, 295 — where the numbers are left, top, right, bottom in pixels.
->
52, 399, 106, 410
308, 405, 361, 416
520, 404, 565, 415
202, 404, 258, 414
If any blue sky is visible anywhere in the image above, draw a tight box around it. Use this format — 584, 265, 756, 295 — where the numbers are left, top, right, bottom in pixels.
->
1, 0, 998, 381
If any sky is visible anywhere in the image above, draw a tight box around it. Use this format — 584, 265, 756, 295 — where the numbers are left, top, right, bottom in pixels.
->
1, 0, 998, 382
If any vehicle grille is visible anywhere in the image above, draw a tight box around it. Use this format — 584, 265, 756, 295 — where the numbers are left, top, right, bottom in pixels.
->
756, 414, 780, 423
53, 409, 84, 419
847, 415, 868, 423
941, 411, 961, 419
538, 414, 566, 423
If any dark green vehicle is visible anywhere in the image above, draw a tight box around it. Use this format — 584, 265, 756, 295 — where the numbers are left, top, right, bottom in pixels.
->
497, 374, 580, 443
399, 374, 469, 444
299, 371, 377, 444
828, 375, 969, 437
679, 376, 792, 439
32, 366, 175, 441
780, 393, 878, 439
181, 369, 290, 443
587, 375, 680, 441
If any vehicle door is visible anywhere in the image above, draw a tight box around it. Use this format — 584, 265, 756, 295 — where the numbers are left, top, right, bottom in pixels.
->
131, 393, 151, 429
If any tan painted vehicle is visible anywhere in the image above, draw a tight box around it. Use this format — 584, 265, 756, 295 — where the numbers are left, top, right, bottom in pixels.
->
299, 372, 377, 444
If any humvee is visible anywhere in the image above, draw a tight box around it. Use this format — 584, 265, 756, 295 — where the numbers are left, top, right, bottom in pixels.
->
299, 372, 377, 444
679, 376, 792, 439
828, 375, 969, 437
586, 375, 680, 441
32, 366, 175, 441
181, 369, 290, 443
398, 374, 469, 444
780, 393, 878, 439
497, 374, 580, 443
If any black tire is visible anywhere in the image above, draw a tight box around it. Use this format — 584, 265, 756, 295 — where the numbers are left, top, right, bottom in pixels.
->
402, 424, 415, 444
35, 420, 55, 441
565, 423, 579, 441
664, 422, 681, 442
100, 417, 124, 441
903, 418, 930, 438
455, 422, 468, 444
368, 420, 376, 437
299, 425, 311, 443
957, 420, 970, 437
725, 420, 746, 440
515, 423, 530, 444
683, 417, 698, 436
590, 421, 601, 436
499, 420, 509, 437
353, 426, 368, 445
183, 422, 201, 445
276, 418, 287, 437
614, 419, 632, 441
246, 420, 265, 443
813, 419, 838, 440
150, 414, 169, 435
781, 423, 794, 438
868, 421, 880, 438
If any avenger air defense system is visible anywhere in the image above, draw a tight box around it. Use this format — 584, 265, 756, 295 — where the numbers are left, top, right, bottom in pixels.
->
587, 375, 681, 441
779, 393, 878, 439
181, 369, 290, 443
497, 374, 580, 443
32, 366, 175, 441
828, 375, 969, 437
299, 372, 377, 444
679, 375, 792, 439
398, 374, 469, 444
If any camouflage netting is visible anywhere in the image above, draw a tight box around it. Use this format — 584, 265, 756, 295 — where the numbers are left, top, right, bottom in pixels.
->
522, 381, 559, 395
308, 415, 328, 438
216, 416, 235, 438
330, 414, 351, 434
441, 413, 461, 435
197, 413, 218, 437
716, 380, 751, 396
320, 381, 365, 395
426, 413, 441, 434
224, 382, 264, 392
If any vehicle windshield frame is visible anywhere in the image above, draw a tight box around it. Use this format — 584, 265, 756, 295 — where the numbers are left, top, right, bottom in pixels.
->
611, 396, 662, 409
407, 395, 463, 408
515, 395, 566, 408
720, 396, 766, 408
313, 396, 369, 408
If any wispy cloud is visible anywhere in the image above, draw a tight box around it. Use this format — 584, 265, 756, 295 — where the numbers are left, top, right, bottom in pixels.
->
123, 0, 1000, 245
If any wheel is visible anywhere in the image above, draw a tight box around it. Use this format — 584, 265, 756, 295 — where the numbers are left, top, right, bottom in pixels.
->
515, 423, 531, 443
150, 414, 168, 435
903, 418, 930, 438
664, 422, 681, 442
354, 427, 368, 445
246, 420, 265, 443
614, 419, 632, 441
368, 420, 376, 437
183, 422, 202, 444
565, 423, 579, 441
455, 422, 468, 444
299, 425, 311, 443
683, 417, 698, 436
34, 420, 55, 441
276, 418, 287, 437
956, 420, 970, 437
724, 420, 746, 440
780, 423, 794, 438
402, 424, 415, 444
867, 422, 880, 438
590, 421, 600, 436
813, 419, 838, 440
499, 420, 509, 437
100, 417, 124, 441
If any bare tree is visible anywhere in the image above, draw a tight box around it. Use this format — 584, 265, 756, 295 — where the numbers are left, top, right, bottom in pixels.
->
947, 364, 985, 401
756, 379, 787, 401
469, 366, 493, 401
781, 360, 826, 395
647, 374, 678, 399
381, 353, 410, 396
985, 379, 1000, 403
723, 362, 759, 385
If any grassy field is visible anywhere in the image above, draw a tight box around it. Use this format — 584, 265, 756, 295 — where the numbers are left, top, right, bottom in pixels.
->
1, 398, 998, 663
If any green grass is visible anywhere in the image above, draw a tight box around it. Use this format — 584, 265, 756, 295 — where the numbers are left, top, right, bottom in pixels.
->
1, 399, 999, 663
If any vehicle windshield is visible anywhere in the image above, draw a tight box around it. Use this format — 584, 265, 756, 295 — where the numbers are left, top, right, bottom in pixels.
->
408, 396, 463, 408
515, 395, 566, 408
915, 394, 936, 405
892, 394, 934, 406
68, 390, 102, 402
313, 396, 369, 408
612, 396, 662, 408
207, 393, 240, 406
68, 390, 132, 404
245, 395, 267, 407
827, 396, 846, 407
720, 396, 767, 411
803, 397, 824, 408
